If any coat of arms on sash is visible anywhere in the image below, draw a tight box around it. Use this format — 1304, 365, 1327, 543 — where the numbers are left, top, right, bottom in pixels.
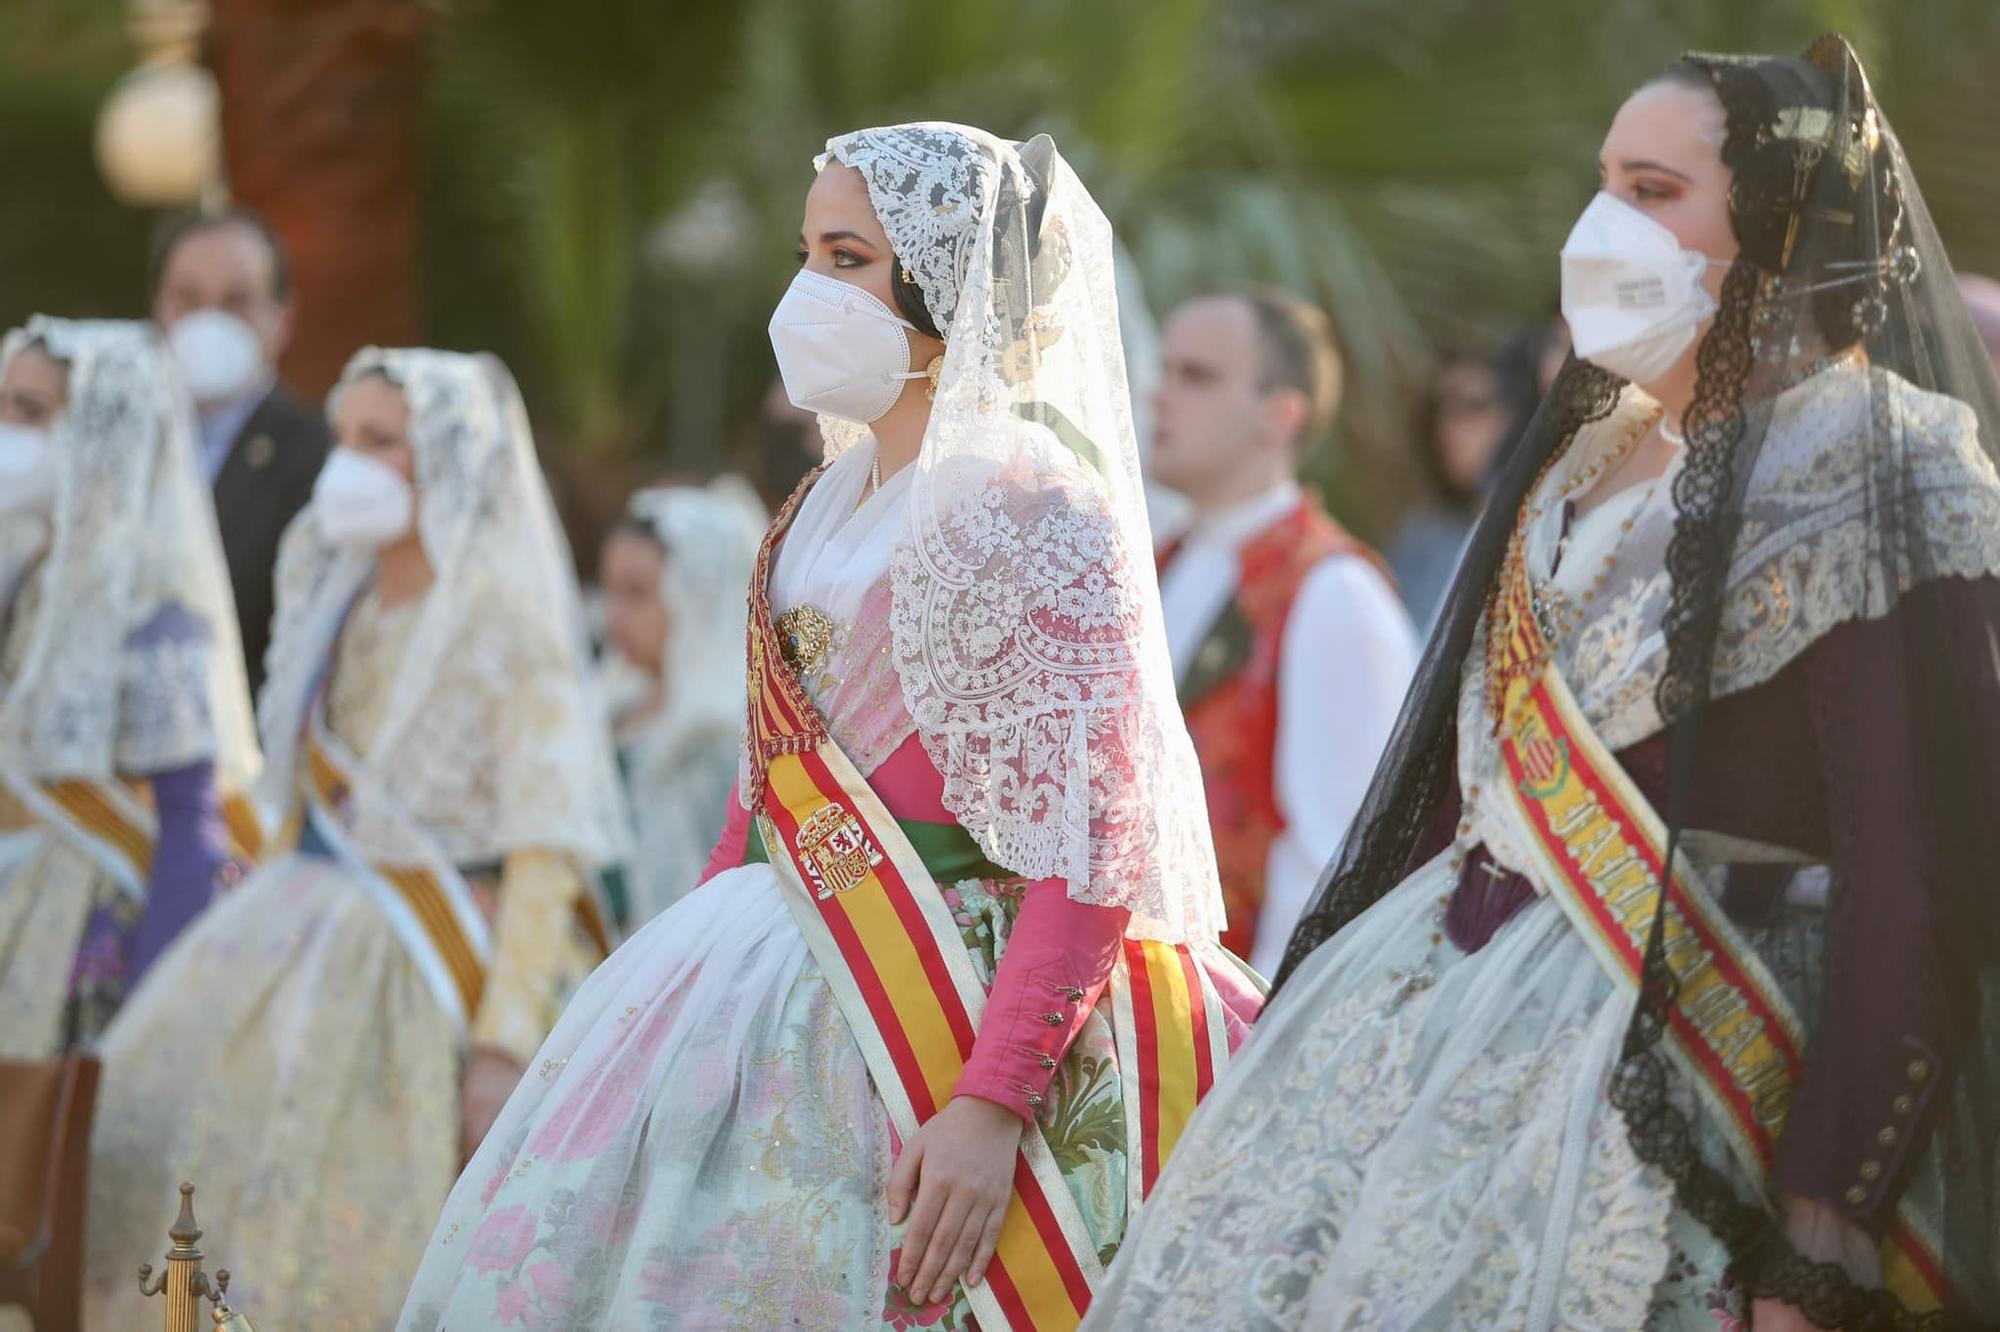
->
795, 802, 884, 899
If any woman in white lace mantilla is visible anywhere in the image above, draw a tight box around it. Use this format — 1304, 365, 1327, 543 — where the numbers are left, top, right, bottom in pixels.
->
85, 347, 629, 1331
598, 479, 767, 927
398, 124, 1262, 1332
0, 317, 257, 1059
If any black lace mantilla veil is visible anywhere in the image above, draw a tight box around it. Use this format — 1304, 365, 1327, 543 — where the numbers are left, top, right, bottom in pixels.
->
1273, 35, 1999, 1329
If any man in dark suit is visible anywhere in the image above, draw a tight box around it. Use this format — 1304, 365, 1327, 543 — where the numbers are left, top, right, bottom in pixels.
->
151, 207, 330, 699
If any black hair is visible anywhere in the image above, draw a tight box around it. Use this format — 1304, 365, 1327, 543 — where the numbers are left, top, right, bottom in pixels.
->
879, 132, 1063, 349
889, 257, 942, 340
611, 512, 668, 551
1655, 49, 1903, 351
1415, 351, 1510, 506
148, 205, 293, 304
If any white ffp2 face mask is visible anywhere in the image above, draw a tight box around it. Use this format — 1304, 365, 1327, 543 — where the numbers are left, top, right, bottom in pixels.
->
168, 309, 267, 405
310, 448, 415, 550
1560, 191, 1725, 385
767, 268, 930, 425
0, 423, 57, 518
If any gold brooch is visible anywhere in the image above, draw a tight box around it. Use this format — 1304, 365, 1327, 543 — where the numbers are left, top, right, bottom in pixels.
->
775, 604, 835, 675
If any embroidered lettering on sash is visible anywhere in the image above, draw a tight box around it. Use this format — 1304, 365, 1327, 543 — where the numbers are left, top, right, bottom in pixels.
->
1548, 796, 1598, 840
1590, 846, 1645, 887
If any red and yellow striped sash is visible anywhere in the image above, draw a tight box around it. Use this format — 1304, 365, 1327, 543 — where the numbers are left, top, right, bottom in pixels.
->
20, 775, 261, 893
758, 748, 1097, 1329
1117, 938, 1221, 1201
1488, 550, 1951, 1312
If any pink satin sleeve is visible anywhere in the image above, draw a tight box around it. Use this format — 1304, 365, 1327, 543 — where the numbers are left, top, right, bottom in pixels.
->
697, 784, 752, 887
796, 737, 1137, 1119
954, 880, 1130, 1121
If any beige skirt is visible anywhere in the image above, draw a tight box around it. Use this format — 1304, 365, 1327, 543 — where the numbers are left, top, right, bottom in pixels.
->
84, 850, 460, 1332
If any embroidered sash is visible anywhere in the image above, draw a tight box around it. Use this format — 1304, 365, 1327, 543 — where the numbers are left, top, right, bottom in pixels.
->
745, 472, 1226, 1331
1, 771, 263, 899
6, 774, 152, 897
303, 715, 495, 1036
1487, 549, 1952, 1312
301, 719, 620, 1039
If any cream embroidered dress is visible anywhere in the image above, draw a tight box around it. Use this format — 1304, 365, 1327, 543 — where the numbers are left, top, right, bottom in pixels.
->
84, 348, 627, 1332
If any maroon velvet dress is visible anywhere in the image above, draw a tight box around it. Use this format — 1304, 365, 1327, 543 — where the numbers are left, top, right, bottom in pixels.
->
1436, 574, 2000, 1234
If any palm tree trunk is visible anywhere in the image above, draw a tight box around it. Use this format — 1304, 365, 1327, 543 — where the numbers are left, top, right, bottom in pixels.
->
207, 0, 431, 398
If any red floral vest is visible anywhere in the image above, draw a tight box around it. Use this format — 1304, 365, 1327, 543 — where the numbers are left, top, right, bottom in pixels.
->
1163, 497, 1391, 961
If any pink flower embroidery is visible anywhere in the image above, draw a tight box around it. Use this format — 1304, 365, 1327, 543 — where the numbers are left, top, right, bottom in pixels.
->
467, 1205, 538, 1275
530, 989, 688, 1162
882, 1249, 953, 1329
493, 1281, 533, 1326
637, 1257, 677, 1306
1705, 1282, 1748, 1332
589, 1198, 641, 1248
527, 1261, 573, 1313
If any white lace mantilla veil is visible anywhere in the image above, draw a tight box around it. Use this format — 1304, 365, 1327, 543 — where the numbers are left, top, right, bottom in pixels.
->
0, 316, 257, 787
256, 347, 629, 868
626, 479, 766, 773
813, 123, 1223, 945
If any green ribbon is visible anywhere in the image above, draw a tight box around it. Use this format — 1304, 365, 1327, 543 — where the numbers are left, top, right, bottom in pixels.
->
744, 809, 1013, 884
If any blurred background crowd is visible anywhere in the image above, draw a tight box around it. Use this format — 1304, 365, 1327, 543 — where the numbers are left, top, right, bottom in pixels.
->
7, 0, 1998, 588
6, 2, 2000, 1323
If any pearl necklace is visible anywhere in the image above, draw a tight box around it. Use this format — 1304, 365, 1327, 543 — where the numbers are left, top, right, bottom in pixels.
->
870, 452, 882, 495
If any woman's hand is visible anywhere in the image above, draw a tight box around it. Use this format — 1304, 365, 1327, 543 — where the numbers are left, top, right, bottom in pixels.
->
887, 1094, 1026, 1306
1749, 1195, 1879, 1331
460, 1046, 527, 1162
1750, 1299, 1834, 1331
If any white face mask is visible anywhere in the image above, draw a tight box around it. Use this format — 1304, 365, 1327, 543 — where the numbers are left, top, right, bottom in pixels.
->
1560, 191, 1725, 385
0, 423, 57, 518
168, 309, 268, 405
310, 448, 415, 550
767, 268, 930, 425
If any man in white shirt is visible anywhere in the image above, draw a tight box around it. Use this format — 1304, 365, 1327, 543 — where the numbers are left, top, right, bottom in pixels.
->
1151, 286, 1418, 977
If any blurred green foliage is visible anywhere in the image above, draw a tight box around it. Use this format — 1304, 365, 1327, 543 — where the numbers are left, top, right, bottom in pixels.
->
4, 0, 1997, 529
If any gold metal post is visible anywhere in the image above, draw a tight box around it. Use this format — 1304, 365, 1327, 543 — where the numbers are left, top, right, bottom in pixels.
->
136, 1182, 249, 1332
